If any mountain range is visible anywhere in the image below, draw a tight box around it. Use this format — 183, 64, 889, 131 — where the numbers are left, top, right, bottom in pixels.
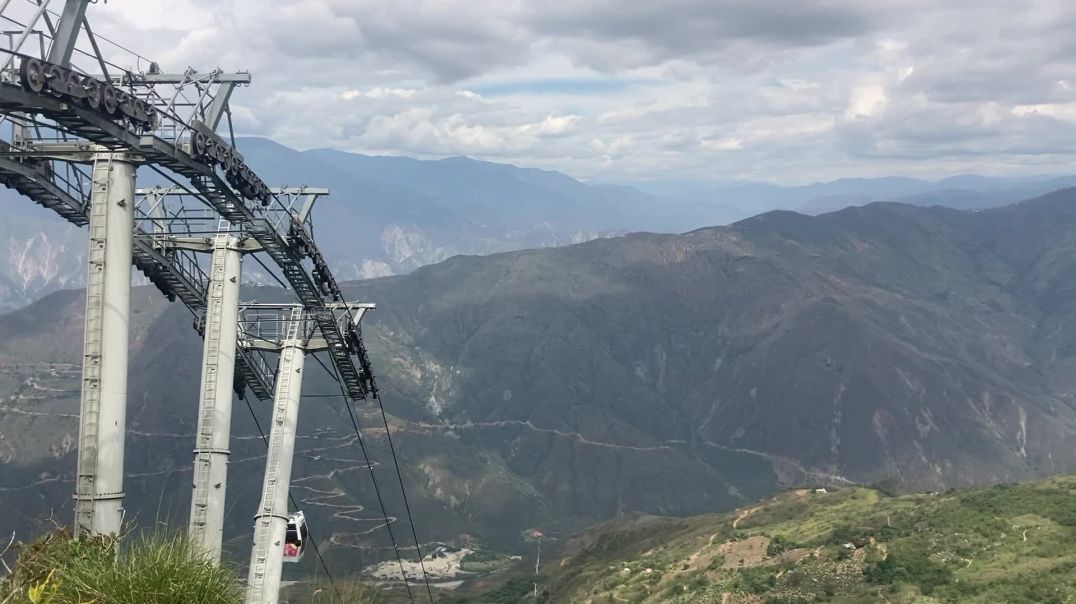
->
5, 137, 1076, 312
639, 173, 1076, 217
0, 139, 714, 312
4, 189, 1076, 573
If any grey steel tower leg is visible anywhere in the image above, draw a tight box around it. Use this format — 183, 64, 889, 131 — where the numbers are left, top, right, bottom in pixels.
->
46, 0, 90, 67
189, 235, 242, 562
75, 152, 135, 537
246, 312, 306, 604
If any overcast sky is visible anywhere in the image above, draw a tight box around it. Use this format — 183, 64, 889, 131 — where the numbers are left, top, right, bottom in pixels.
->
80, 0, 1076, 184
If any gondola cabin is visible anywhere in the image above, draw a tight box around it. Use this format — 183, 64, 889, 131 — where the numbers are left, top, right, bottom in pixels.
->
284, 511, 308, 563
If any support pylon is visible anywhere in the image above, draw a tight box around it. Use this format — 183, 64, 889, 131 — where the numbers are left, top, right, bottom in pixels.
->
189, 235, 243, 562
75, 151, 135, 537
246, 308, 307, 604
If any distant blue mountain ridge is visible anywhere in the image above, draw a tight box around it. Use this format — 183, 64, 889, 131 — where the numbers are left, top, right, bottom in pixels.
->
1, 135, 1074, 311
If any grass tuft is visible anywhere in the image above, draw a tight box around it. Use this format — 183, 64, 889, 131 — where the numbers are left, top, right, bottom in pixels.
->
1, 528, 243, 604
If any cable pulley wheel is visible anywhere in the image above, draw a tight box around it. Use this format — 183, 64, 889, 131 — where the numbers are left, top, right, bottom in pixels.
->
66, 71, 84, 102
18, 58, 46, 93
45, 64, 64, 98
102, 86, 119, 116
192, 132, 207, 156
84, 79, 102, 110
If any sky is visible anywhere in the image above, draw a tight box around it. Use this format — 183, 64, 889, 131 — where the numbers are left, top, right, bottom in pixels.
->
69, 0, 1076, 184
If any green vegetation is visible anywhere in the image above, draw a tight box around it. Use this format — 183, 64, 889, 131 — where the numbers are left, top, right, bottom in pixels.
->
0, 529, 242, 604
863, 542, 952, 594
473, 475, 1076, 603
464, 577, 543, 603
458, 548, 516, 574
766, 535, 802, 557
725, 566, 776, 593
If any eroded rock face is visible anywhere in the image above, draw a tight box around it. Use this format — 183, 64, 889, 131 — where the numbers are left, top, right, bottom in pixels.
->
0, 221, 85, 313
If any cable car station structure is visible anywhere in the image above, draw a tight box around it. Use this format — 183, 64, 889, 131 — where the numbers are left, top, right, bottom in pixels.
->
0, 2, 389, 602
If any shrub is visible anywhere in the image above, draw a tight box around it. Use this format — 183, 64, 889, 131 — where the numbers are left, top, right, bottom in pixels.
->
766, 535, 800, 557
706, 555, 727, 571
828, 525, 859, 545
728, 567, 777, 594
864, 545, 952, 595
687, 572, 709, 591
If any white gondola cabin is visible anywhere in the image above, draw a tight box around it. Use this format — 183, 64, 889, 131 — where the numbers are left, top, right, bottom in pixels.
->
284, 511, 308, 563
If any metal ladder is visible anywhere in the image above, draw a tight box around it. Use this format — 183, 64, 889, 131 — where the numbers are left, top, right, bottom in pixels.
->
248, 307, 303, 593
74, 152, 113, 535
190, 232, 230, 537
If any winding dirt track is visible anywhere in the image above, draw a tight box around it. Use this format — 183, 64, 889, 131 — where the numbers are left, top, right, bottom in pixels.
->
700, 439, 855, 485
732, 505, 762, 530
289, 436, 400, 543
416, 419, 670, 451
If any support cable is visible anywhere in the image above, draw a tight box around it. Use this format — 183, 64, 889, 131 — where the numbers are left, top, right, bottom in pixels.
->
241, 396, 343, 602
26, 0, 153, 63
317, 352, 423, 603
311, 352, 436, 602
372, 389, 436, 604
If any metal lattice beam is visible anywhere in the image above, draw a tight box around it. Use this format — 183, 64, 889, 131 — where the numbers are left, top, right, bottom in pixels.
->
0, 79, 374, 400
0, 154, 276, 399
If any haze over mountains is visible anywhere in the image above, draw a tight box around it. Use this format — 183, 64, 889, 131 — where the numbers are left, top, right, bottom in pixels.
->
4, 137, 1076, 311
4, 190, 1076, 566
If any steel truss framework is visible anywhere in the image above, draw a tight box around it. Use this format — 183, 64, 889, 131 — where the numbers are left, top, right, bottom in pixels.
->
0, 0, 375, 401
0, 2, 382, 597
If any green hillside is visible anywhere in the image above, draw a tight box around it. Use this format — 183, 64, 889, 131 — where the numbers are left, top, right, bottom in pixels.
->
513, 475, 1076, 603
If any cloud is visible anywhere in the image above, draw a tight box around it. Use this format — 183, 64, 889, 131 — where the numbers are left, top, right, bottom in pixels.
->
529, 0, 877, 68
700, 137, 744, 152
341, 88, 419, 101
34, 0, 1076, 183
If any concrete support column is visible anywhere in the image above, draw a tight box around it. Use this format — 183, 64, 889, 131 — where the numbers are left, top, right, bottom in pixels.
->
75, 152, 135, 537
245, 340, 306, 604
189, 235, 242, 562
